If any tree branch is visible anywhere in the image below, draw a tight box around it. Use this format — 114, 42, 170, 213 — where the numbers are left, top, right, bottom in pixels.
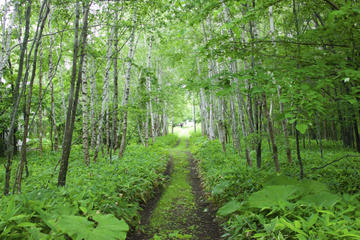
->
311, 154, 360, 170
323, 0, 339, 10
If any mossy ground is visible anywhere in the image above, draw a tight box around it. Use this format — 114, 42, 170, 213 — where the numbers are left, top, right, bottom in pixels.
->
149, 139, 199, 239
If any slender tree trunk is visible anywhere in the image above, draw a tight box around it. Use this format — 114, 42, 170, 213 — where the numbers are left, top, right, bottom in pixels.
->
81, 58, 90, 165
58, 1, 90, 187
137, 120, 145, 145
203, 19, 216, 140
119, 8, 137, 158
60, 63, 66, 122
111, 15, 119, 153
317, 116, 324, 159
222, 4, 243, 156
193, 94, 196, 133
93, 24, 114, 162
354, 117, 360, 153
278, 87, 292, 163
196, 58, 207, 137
14, 1, 50, 193
39, 42, 43, 155
90, 59, 97, 149
4, 0, 31, 196
263, 94, 280, 172
145, 32, 153, 147
48, 9, 58, 152
255, 97, 262, 169
229, 96, 241, 154
295, 122, 304, 179
0, 1, 16, 80
293, 0, 304, 179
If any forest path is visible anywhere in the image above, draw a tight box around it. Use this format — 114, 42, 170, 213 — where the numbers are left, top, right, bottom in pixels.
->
127, 139, 222, 240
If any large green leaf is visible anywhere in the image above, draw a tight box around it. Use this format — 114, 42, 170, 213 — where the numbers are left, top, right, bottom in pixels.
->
51, 214, 129, 240
296, 123, 308, 134
248, 185, 298, 209
217, 200, 241, 216
54, 215, 94, 240
90, 214, 129, 240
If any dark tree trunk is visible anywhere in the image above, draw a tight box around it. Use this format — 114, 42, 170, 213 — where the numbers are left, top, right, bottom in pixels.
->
263, 94, 280, 172
13, 1, 50, 193
4, 0, 32, 196
295, 122, 304, 179
58, 1, 90, 187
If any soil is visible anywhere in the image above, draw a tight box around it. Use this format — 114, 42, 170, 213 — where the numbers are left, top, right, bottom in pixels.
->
186, 151, 223, 239
126, 158, 174, 240
126, 140, 223, 240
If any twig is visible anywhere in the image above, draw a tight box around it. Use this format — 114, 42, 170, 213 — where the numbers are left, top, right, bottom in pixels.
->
311, 154, 360, 170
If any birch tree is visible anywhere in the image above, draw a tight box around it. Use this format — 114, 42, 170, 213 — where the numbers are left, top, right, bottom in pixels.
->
4, 0, 31, 195
119, 8, 137, 158
93, 23, 115, 162
14, 0, 50, 193
81, 58, 90, 165
58, 1, 90, 186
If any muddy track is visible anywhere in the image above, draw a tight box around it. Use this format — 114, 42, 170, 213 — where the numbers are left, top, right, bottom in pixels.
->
127, 140, 223, 240
186, 149, 223, 239
126, 157, 174, 240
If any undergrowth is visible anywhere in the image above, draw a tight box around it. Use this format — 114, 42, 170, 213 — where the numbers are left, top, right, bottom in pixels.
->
0, 135, 179, 239
189, 133, 360, 239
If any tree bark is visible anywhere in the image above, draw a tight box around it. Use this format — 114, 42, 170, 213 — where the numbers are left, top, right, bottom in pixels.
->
58, 1, 90, 187
145, 31, 153, 147
90, 59, 97, 149
4, 0, 31, 196
81, 58, 90, 165
295, 122, 304, 179
14, 0, 50, 193
263, 93, 280, 172
111, 14, 119, 154
48, 9, 58, 152
93, 23, 115, 162
119, 8, 137, 158
278, 87, 292, 163
193, 93, 196, 133
0, 1, 16, 80
39, 41, 43, 155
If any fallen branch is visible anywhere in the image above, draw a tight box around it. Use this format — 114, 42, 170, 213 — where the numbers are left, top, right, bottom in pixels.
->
311, 154, 360, 170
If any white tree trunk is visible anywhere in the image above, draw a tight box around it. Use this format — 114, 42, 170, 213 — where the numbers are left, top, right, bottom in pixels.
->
0, 1, 16, 79
94, 26, 115, 162
81, 58, 90, 165
119, 9, 137, 157
48, 9, 58, 152
145, 31, 155, 146
90, 59, 97, 150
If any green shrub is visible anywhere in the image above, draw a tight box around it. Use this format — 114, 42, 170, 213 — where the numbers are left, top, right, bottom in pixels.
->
189, 135, 360, 240
0, 139, 175, 239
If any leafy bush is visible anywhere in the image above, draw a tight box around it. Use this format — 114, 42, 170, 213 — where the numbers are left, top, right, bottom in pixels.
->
219, 176, 360, 239
189, 135, 360, 240
0, 136, 178, 239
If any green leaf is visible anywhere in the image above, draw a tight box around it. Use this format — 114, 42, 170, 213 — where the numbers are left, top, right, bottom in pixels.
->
52, 215, 94, 240
280, 217, 308, 237
17, 222, 37, 228
91, 214, 129, 240
296, 123, 308, 134
9, 214, 27, 221
306, 213, 318, 230
217, 200, 241, 216
248, 185, 297, 209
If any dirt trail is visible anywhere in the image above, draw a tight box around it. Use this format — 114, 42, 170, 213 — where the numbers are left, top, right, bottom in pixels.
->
126, 139, 223, 240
